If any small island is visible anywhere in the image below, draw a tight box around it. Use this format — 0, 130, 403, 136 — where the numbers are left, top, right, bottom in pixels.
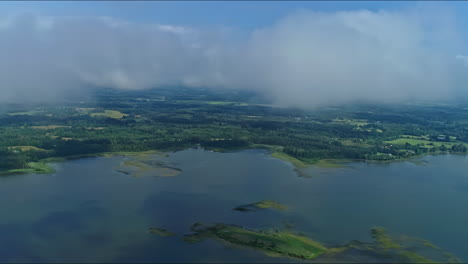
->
115, 155, 182, 177
234, 200, 288, 212
183, 223, 327, 259
148, 227, 176, 237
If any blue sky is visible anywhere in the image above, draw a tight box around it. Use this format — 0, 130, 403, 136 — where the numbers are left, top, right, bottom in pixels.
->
0, 1, 463, 29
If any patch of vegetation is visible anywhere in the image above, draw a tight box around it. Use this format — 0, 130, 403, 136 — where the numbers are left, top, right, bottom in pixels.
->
371, 227, 401, 249
148, 227, 176, 237
8, 146, 47, 152
398, 251, 437, 263
314, 159, 350, 168
183, 223, 327, 260
7, 110, 44, 116
1, 162, 54, 175
115, 155, 181, 177
183, 223, 461, 263
234, 200, 288, 212
331, 118, 369, 127
90, 110, 128, 119
31, 125, 71, 130
271, 151, 308, 168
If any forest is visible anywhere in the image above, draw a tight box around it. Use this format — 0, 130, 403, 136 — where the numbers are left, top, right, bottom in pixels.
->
1, 87, 468, 173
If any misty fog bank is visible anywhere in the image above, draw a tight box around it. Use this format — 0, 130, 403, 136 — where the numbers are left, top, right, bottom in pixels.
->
0, 5, 467, 107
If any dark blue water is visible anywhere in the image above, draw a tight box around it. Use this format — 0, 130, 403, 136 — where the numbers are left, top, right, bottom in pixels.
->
0, 149, 466, 262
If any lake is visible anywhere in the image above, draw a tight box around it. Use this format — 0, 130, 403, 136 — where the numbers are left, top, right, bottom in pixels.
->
0, 149, 467, 262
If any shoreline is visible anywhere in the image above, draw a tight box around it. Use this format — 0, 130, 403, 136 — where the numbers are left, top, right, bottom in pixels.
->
1, 145, 466, 176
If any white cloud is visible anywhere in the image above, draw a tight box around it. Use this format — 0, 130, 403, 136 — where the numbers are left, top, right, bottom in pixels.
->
0, 7, 466, 106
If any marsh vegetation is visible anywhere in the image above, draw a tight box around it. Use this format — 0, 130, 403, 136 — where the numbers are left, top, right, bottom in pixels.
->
182, 223, 460, 263
234, 200, 288, 212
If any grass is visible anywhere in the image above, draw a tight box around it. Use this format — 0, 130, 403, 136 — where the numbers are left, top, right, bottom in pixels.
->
32, 125, 71, 130
184, 223, 327, 260
90, 110, 128, 119
8, 146, 47, 152
398, 251, 437, 263
183, 224, 459, 262
115, 154, 181, 177
1, 162, 54, 175
385, 138, 435, 146
385, 136, 467, 149
341, 140, 373, 148
0, 150, 169, 177
234, 200, 288, 212
331, 118, 369, 127
371, 227, 401, 249
255, 144, 349, 169
401, 134, 431, 140
271, 151, 308, 168
121, 160, 153, 177
148, 227, 176, 237
7, 110, 43, 116
254, 200, 288, 210
314, 159, 350, 168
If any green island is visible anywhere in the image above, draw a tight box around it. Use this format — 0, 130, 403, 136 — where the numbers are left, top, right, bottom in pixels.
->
115, 155, 182, 177
2, 87, 468, 175
182, 223, 461, 263
148, 227, 177, 237
234, 200, 288, 212
183, 223, 327, 259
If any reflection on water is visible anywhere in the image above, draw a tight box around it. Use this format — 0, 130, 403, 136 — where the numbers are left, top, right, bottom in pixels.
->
0, 149, 466, 262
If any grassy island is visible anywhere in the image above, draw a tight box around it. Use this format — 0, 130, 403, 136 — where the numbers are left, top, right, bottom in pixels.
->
183, 223, 327, 259
115, 155, 182, 177
182, 223, 461, 263
234, 200, 288, 212
148, 227, 176, 237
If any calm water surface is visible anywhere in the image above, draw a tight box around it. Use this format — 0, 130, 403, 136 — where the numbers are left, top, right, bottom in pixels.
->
0, 149, 467, 262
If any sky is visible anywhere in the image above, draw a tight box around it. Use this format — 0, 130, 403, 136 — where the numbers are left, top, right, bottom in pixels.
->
1, 1, 468, 107
0, 1, 419, 29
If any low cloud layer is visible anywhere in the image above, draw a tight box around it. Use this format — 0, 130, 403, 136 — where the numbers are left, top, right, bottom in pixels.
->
0, 7, 467, 107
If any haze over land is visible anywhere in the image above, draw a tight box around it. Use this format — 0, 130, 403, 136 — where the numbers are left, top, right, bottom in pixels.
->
1, 3, 468, 107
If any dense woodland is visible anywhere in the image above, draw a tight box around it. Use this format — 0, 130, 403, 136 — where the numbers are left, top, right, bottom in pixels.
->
1, 87, 468, 172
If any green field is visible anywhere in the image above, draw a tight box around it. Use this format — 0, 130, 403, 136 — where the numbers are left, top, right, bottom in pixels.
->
385, 137, 466, 148
90, 110, 128, 119
8, 146, 47, 152
8, 110, 44, 116
31, 125, 71, 130
331, 118, 369, 127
